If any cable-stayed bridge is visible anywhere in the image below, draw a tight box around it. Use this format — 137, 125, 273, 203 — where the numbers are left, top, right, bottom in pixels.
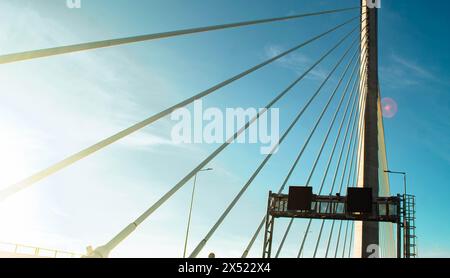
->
0, 0, 407, 258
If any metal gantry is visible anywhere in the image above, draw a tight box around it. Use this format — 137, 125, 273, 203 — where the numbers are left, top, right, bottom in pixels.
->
263, 188, 402, 258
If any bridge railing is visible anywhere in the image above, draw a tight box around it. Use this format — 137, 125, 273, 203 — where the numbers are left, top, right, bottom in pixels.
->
0, 242, 81, 258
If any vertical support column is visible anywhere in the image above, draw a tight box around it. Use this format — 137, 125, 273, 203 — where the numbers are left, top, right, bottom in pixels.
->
263, 192, 275, 258
354, 0, 380, 258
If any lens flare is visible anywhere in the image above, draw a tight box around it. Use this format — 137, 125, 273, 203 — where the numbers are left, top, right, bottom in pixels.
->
381, 97, 398, 118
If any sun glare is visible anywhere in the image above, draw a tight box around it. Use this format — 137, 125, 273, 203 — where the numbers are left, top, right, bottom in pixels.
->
0, 126, 29, 187
0, 125, 40, 243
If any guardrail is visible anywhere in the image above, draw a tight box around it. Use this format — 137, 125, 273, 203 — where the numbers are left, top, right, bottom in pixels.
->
0, 242, 81, 258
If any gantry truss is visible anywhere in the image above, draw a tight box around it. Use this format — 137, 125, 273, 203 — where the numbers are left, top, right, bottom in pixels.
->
263, 189, 402, 258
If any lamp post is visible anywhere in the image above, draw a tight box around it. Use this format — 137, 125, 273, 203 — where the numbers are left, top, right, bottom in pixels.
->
183, 167, 213, 258
384, 170, 407, 197
384, 170, 408, 258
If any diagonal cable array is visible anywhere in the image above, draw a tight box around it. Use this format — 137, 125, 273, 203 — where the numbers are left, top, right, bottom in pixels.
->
0, 15, 361, 201
319, 56, 369, 258
241, 20, 366, 258
0, 3, 379, 258
0, 7, 358, 65
313, 88, 364, 257
274, 42, 366, 258
189, 32, 359, 258
272, 36, 368, 259
95, 23, 362, 258
307, 56, 368, 258
267, 20, 370, 259
336, 8, 373, 258
242, 50, 359, 257
328, 30, 371, 259
275, 51, 363, 258
329, 77, 369, 258
335, 87, 368, 258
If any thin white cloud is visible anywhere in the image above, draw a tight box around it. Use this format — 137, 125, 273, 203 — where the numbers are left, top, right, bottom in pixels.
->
391, 53, 435, 80
381, 54, 450, 164
381, 52, 448, 89
264, 44, 328, 80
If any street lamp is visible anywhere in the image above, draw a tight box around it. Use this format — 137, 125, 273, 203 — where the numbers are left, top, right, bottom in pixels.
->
384, 170, 407, 197
183, 167, 213, 258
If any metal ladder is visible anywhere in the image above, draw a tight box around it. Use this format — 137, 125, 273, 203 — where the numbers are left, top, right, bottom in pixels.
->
403, 195, 417, 258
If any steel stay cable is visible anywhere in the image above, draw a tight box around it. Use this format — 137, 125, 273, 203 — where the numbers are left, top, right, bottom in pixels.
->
348, 222, 355, 257
274, 50, 361, 258
343, 127, 360, 259
334, 84, 368, 258
241, 36, 366, 258
0, 7, 360, 65
323, 63, 370, 258
284, 49, 367, 258
86, 25, 361, 258
344, 109, 364, 259
299, 58, 368, 258
323, 95, 365, 258
334, 221, 344, 257
333, 58, 370, 259
338, 111, 363, 259
342, 220, 350, 257
335, 82, 368, 258
324, 69, 369, 258
308, 53, 368, 258
311, 65, 364, 258
273, 21, 369, 258
312, 49, 368, 228
307, 81, 361, 258
0, 16, 361, 201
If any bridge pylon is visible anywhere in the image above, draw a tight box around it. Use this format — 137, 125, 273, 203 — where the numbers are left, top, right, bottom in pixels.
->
354, 0, 381, 258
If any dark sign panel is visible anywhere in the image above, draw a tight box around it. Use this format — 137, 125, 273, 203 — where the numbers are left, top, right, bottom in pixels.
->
287, 186, 312, 211
346, 187, 373, 213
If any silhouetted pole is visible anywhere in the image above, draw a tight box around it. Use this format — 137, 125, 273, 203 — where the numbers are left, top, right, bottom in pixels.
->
183, 168, 213, 258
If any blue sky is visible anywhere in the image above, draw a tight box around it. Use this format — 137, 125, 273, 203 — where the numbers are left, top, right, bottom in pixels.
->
0, 0, 448, 258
